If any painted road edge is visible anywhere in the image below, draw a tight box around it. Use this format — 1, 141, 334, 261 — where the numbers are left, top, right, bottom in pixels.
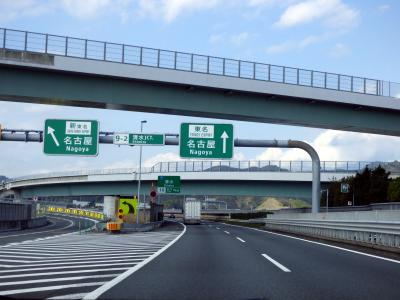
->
223, 222, 400, 265
83, 221, 187, 300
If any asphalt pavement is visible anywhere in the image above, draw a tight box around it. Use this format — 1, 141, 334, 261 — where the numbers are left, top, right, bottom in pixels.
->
0, 215, 94, 246
99, 221, 400, 300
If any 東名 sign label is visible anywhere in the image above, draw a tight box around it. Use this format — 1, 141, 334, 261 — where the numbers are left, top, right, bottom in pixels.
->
180, 123, 233, 159
113, 133, 165, 145
43, 119, 99, 156
157, 176, 181, 194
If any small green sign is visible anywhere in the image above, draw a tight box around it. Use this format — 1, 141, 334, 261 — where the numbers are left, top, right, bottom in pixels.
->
180, 123, 233, 159
113, 133, 164, 145
43, 119, 99, 156
157, 176, 181, 194
341, 183, 350, 193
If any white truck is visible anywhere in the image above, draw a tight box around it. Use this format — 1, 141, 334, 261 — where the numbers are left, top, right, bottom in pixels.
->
183, 198, 201, 225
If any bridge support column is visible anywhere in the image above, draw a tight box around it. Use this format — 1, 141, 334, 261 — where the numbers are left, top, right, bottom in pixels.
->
103, 196, 119, 220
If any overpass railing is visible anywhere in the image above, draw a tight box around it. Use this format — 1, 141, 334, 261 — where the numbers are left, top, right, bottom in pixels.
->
3, 160, 386, 184
1, 28, 399, 98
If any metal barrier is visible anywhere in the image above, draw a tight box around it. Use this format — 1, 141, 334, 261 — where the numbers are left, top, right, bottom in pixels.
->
263, 219, 400, 249
1, 28, 399, 98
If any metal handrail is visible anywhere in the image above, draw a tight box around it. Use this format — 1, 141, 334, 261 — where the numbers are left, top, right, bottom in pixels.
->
3, 160, 386, 184
1, 28, 398, 98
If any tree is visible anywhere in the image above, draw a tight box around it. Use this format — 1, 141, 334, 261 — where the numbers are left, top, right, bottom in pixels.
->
388, 177, 400, 202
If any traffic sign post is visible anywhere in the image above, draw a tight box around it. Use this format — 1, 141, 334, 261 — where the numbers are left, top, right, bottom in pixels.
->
43, 119, 99, 156
179, 123, 233, 159
113, 133, 165, 145
157, 176, 181, 194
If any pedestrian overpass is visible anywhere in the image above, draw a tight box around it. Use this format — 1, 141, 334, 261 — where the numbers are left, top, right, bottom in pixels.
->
1, 28, 400, 136
0, 160, 391, 201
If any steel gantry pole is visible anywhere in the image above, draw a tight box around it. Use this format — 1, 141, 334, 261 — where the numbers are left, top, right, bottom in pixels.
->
136, 120, 147, 224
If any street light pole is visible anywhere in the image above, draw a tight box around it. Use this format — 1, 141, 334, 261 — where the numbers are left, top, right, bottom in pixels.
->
136, 120, 147, 224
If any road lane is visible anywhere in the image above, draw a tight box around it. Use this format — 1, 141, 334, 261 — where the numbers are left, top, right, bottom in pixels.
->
100, 221, 400, 300
99, 221, 296, 300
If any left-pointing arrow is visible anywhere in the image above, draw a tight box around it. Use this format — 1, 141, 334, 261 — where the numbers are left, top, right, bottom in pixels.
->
47, 126, 60, 147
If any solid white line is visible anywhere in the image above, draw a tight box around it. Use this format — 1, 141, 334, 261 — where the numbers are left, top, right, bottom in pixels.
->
224, 231, 230, 234
3, 258, 146, 268
0, 274, 118, 287
83, 222, 186, 300
0, 247, 162, 256
48, 293, 88, 300
223, 223, 400, 265
236, 237, 246, 243
0, 282, 106, 296
0, 250, 156, 261
0, 262, 138, 273
261, 254, 291, 272
0, 267, 130, 279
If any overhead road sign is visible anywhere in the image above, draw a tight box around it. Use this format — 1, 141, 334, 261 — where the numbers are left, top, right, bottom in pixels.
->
180, 123, 233, 159
43, 119, 99, 156
157, 176, 181, 194
113, 133, 165, 145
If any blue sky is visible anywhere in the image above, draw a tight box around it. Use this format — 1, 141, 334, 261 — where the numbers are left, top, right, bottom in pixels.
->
1, 0, 400, 177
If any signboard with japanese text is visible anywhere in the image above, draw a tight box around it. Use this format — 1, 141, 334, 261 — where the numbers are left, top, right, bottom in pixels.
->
179, 123, 233, 159
113, 133, 165, 146
43, 119, 99, 156
157, 176, 181, 193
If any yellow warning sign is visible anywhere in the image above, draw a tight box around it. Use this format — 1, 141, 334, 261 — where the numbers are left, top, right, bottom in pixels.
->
118, 197, 138, 223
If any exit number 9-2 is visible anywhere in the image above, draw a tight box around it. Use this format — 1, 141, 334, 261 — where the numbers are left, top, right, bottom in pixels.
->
113, 133, 129, 145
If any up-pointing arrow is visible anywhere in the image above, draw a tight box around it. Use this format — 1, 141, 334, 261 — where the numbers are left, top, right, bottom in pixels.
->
47, 126, 60, 147
221, 131, 229, 154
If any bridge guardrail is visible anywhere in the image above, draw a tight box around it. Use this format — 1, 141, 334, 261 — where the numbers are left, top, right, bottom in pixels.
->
1, 28, 399, 98
262, 218, 400, 249
4, 160, 391, 185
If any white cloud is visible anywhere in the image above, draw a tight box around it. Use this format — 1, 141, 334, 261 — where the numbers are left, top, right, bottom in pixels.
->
266, 34, 327, 54
143, 152, 183, 168
23, 104, 62, 113
230, 32, 250, 46
0, 0, 53, 23
329, 43, 350, 58
137, 0, 221, 22
256, 130, 400, 162
209, 33, 224, 44
378, 4, 390, 13
275, 0, 359, 29
61, 0, 113, 19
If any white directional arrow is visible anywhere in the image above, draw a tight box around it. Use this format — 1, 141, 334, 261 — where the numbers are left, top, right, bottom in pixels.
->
47, 126, 60, 147
221, 131, 229, 154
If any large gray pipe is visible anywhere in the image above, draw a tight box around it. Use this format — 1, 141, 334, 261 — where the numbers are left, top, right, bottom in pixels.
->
233, 139, 321, 214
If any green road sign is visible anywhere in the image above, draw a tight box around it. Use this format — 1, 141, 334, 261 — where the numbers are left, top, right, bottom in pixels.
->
341, 183, 350, 193
43, 119, 99, 156
113, 133, 165, 145
157, 176, 181, 194
180, 123, 233, 159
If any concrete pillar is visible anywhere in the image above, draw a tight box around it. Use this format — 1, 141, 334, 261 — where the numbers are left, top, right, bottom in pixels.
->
103, 196, 119, 220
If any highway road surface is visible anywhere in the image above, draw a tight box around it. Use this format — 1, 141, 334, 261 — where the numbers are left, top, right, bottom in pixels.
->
0, 221, 183, 299
0, 215, 94, 246
94, 221, 400, 300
